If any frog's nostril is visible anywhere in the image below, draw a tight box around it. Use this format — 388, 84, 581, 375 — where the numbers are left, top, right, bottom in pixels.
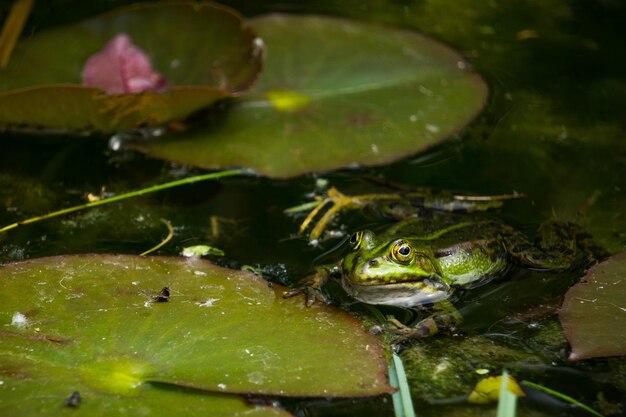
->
368, 259, 379, 267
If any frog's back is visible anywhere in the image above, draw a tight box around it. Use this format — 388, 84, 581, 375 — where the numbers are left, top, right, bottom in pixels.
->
382, 217, 511, 287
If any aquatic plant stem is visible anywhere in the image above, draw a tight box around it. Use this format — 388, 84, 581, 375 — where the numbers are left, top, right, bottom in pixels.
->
0, 169, 246, 234
140, 219, 174, 256
0, 0, 33, 68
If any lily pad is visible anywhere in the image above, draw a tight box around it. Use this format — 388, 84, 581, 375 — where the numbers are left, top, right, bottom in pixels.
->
134, 14, 488, 178
560, 252, 626, 360
0, 255, 390, 416
0, 2, 263, 132
0, 369, 290, 417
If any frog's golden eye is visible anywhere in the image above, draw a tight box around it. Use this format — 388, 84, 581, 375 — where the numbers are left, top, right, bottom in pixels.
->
349, 231, 364, 250
391, 240, 412, 263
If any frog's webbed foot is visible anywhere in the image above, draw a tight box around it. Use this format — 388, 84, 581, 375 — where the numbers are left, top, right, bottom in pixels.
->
389, 315, 454, 345
289, 186, 524, 242
388, 301, 463, 347
292, 187, 407, 241
282, 271, 329, 307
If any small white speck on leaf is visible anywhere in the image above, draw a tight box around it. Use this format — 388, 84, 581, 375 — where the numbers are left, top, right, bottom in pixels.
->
252, 37, 265, 58
425, 124, 440, 133
11, 312, 28, 328
418, 85, 433, 97
197, 298, 219, 307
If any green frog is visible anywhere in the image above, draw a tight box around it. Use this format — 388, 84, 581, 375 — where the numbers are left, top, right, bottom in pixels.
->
286, 188, 605, 344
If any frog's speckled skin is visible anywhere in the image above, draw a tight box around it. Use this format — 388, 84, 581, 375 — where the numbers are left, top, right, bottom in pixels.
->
337, 214, 600, 342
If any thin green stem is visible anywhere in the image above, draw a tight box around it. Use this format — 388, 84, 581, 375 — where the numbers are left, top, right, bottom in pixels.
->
0, 169, 246, 234
140, 219, 174, 256
283, 200, 322, 214
0, 0, 34, 68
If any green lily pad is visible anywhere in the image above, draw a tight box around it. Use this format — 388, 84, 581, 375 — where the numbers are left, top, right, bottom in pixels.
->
559, 252, 626, 361
0, 2, 262, 132
0, 255, 390, 416
0, 365, 290, 417
134, 14, 488, 178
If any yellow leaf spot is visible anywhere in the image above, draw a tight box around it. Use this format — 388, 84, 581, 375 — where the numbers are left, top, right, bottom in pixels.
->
266, 90, 311, 112
79, 357, 153, 396
467, 375, 525, 404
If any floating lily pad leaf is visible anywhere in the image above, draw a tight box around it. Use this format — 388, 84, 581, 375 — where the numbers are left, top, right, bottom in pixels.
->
134, 14, 488, 178
0, 85, 232, 132
0, 359, 290, 417
0, 254, 390, 417
560, 252, 626, 360
0, 2, 263, 132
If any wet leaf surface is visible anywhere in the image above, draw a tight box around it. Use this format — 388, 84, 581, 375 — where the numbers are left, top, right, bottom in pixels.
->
0, 369, 291, 417
135, 14, 488, 178
0, 2, 262, 132
560, 252, 626, 360
0, 254, 390, 416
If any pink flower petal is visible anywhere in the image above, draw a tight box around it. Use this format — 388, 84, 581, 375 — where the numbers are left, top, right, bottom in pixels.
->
82, 33, 168, 95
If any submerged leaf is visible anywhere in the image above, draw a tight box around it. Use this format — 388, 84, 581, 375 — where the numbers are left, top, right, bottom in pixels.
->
560, 252, 626, 360
0, 254, 390, 416
134, 14, 488, 178
468, 374, 524, 405
82, 33, 168, 94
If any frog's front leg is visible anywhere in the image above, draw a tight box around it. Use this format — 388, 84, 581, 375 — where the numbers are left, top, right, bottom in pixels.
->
390, 300, 463, 345
282, 266, 336, 306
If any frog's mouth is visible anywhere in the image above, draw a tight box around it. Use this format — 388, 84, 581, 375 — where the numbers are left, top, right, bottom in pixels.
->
341, 277, 451, 308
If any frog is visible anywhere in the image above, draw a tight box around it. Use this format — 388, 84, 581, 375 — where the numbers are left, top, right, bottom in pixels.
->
285, 187, 606, 345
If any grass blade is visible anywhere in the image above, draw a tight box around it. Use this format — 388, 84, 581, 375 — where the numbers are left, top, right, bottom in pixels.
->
389, 353, 416, 417
496, 370, 518, 417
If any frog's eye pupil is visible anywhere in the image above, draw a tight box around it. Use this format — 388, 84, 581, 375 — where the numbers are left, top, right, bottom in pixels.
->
391, 241, 412, 263
350, 231, 363, 249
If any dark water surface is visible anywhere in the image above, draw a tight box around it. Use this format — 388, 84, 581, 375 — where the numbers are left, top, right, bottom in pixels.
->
1, 1, 625, 416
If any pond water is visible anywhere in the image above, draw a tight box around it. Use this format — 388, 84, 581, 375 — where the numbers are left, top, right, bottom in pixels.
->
1, 1, 625, 416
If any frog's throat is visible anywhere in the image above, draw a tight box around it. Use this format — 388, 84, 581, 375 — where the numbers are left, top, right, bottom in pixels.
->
341, 277, 450, 308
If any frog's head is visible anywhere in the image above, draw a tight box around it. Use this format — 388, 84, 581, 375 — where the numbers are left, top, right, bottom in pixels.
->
340, 230, 451, 307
